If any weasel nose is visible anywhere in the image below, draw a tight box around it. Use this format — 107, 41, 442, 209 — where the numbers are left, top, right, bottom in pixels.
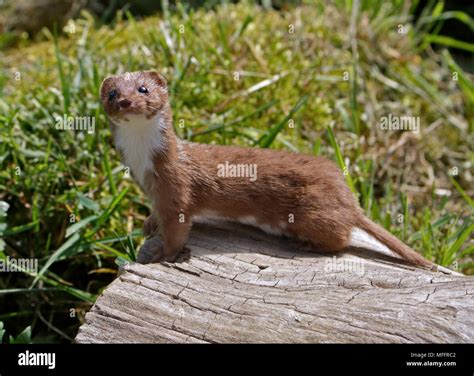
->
119, 99, 131, 108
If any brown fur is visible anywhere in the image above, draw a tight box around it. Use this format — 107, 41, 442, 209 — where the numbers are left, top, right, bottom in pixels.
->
100, 70, 432, 267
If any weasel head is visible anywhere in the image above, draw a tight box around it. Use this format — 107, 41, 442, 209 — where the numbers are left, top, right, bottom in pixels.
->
100, 70, 169, 127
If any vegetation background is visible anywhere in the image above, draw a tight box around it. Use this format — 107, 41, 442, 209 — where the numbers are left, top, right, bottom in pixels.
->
0, 0, 473, 343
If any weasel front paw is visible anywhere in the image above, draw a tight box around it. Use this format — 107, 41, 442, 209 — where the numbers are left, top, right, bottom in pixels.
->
137, 236, 163, 264
150, 248, 180, 263
150, 245, 190, 263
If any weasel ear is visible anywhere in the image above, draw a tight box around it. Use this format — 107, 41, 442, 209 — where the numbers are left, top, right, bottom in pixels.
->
100, 76, 115, 99
145, 70, 167, 88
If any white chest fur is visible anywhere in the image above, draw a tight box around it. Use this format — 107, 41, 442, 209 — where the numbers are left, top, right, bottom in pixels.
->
114, 115, 166, 186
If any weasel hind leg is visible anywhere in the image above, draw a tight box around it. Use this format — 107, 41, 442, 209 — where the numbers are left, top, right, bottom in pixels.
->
303, 227, 351, 254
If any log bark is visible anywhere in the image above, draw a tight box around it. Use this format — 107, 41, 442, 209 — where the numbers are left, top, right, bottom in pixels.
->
75, 220, 473, 343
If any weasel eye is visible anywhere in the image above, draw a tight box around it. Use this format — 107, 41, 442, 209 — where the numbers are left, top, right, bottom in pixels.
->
108, 89, 118, 101
138, 86, 148, 94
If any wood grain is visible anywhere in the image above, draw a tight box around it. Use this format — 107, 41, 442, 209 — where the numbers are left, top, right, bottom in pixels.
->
75, 220, 473, 343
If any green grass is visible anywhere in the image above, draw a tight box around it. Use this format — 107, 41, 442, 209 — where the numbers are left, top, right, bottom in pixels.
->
0, 0, 473, 343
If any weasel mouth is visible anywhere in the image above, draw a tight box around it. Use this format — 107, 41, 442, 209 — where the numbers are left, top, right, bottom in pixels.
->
115, 112, 153, 127
118, 106, 141, 116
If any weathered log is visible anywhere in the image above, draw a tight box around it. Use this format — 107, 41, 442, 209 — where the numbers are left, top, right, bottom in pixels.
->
75, 220, 473, 343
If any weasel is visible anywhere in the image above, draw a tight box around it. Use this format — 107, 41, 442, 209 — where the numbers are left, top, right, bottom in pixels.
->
99, 70, 454, 273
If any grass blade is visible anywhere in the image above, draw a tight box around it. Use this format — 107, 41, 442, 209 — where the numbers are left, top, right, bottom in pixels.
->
259, 96, 308, 148
30, 233, 81, 288
326, 126, 357, 195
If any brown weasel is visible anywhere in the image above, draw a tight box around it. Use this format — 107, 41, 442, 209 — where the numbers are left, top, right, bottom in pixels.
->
100, 70, 441, 270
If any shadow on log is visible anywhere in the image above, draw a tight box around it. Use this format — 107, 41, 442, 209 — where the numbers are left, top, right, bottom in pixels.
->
75, 220, 473, 343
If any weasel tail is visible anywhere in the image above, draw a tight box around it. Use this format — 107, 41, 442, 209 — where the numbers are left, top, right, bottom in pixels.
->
349, 216, 432, 267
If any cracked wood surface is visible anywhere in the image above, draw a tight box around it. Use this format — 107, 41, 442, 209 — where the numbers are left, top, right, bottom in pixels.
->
75, 220, 473, 343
